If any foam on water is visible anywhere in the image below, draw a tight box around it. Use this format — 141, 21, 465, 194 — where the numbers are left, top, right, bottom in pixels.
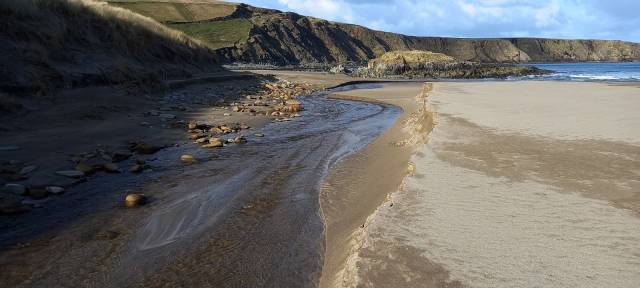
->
523, 62, 640, 81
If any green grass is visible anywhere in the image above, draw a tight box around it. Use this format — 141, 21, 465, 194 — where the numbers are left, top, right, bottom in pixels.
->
169, 19, 252, 49
108, 1, 237, 23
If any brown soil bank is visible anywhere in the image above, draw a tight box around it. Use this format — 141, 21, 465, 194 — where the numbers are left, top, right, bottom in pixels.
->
320, 83, 438, 287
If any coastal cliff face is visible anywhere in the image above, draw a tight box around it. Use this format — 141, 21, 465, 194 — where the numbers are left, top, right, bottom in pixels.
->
109, 1, 640, 65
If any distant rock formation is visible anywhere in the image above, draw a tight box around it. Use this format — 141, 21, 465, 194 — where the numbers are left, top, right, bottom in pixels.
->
355, 50, 547, 79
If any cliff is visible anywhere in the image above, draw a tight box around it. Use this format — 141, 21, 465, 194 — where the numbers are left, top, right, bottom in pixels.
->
108, 1, 640, 65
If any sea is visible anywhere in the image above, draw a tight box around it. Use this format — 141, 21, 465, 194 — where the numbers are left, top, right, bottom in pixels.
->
523, 62, 640, 81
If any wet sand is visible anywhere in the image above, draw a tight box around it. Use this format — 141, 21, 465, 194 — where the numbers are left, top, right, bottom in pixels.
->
347, 81, 640, 287
320, 83, 439, 287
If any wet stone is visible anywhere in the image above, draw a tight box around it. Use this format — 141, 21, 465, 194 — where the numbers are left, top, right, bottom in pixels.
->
2, 184, 27, 196
56, 170, 85, 178
125, 193, 147, 208
46, 186, 65, 195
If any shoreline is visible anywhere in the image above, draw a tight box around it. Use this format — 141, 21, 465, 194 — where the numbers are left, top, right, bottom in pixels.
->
319, 83, 437, 287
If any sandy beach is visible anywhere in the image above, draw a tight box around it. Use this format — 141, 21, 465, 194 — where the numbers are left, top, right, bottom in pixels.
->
320, 82, 438, 287
343, 81, 640, 287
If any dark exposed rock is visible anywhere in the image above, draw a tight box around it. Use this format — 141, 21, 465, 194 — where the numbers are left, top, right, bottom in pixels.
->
355, 50, 548, 79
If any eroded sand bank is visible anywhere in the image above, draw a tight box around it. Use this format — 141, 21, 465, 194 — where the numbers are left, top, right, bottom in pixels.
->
320, 83, 439, 287
350, 81, 640, 287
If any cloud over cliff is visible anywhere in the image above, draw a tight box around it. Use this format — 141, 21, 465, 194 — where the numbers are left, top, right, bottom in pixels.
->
243, 0, 640, 42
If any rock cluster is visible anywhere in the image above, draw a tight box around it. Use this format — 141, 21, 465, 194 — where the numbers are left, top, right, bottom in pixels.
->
0, 142, 160, 214
354, 50, 549, 79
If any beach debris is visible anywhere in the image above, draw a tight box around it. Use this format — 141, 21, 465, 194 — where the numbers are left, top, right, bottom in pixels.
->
56, 170, 85, 178
2, 184, 27, 196
46, 186, 65, 195
180, 154, 196, 164
124, 193, 147, 208
129, 164, 144, 173
254, 133, 265, 137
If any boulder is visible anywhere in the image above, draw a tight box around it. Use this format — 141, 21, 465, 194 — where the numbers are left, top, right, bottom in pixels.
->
188, 121, 198, 130
124, 193, 147, 208
206, 138, 224, 148
180, 154, 196, 164
233, 136, 247, 144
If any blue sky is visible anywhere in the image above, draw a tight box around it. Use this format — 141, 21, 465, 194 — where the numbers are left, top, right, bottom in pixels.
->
241, 0, 640, 42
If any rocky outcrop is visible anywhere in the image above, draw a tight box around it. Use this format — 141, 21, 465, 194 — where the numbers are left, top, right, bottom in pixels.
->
356, 50, 547, 79
212, 4, 640, 65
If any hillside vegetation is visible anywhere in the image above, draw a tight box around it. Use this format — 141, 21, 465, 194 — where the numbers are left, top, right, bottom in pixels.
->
0, 0, 220, 96
109, 1, 640, 65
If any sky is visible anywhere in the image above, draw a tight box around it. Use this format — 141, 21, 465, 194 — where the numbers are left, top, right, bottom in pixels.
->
241, 0, 640, 42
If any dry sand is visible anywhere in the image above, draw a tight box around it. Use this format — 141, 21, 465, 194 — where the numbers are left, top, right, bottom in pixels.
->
347, 81, 640, 288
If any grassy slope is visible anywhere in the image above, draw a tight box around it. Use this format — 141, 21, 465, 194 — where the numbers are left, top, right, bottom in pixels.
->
108, 1, 237, 22
107, 1, 248, 49
0, 0, 220, 96
168, 19, 251, 49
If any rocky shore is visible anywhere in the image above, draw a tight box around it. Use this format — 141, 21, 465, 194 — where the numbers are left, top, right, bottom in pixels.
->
352, 50, 548, 79
0, 76, 314, 216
